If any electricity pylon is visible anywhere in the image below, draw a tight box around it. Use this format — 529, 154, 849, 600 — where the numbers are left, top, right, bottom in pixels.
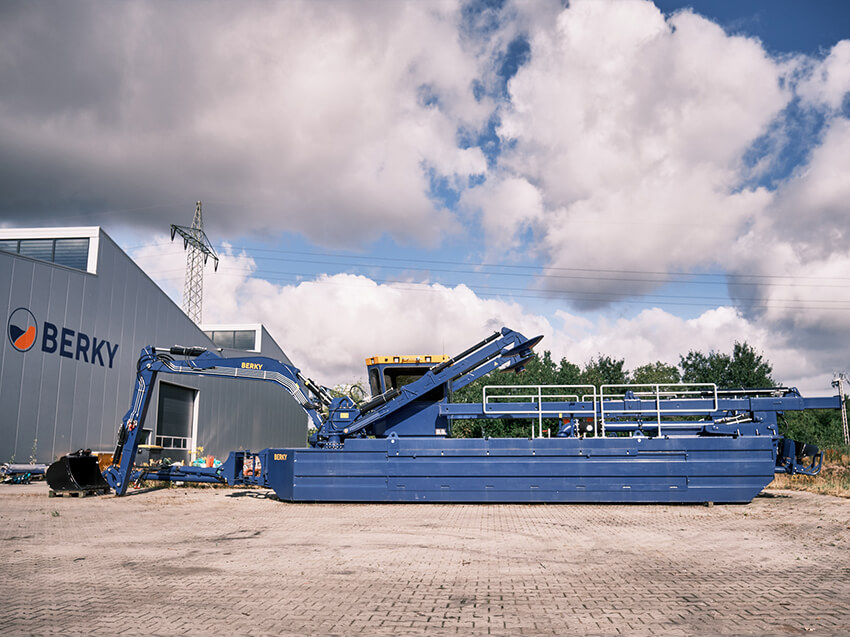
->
833, 373, 849, 445
171, 201, 219, 324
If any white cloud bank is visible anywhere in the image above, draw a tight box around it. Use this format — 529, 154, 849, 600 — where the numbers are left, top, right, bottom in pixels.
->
124, 0, 849, 395
460, 0, 850, 385
13, 0, 849, 396
0, 1, 488, 245
131, 238, 842, 396
466, 1, 788, 282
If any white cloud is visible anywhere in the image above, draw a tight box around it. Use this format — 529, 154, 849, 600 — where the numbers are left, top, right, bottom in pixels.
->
203, 267, 555, 385
797, 39, 850, 112
67, 1, 850, 402
225, 270, 842, 396
131, 237, 841, 396
127, 235, 188, 304
476, 0, 789, 295
460, 176, 545, 252
0, 1, 488, 245
551, 306, 758, 371
129, 237, 555, 383
721, 117, 850, 353
765, 118, 850, 255
447, 2, 849, 386
552, 305, 838, 395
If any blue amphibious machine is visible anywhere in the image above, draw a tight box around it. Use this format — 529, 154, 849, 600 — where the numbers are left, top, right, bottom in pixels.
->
55, 327, 838, 504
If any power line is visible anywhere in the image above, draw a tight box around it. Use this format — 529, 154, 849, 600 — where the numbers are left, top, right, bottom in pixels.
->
144, 267, 850, 312
130, 248, 850, 290
125, 242, 850, 282
128, 239, 850, 312
222, 246, 850, 282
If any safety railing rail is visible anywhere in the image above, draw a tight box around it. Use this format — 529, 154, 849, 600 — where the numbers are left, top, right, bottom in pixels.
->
599, 383, 718, 437
482, 383, 723, 438
483, 385, 598, 438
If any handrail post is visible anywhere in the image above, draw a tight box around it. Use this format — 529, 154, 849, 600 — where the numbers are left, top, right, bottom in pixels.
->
600, 386, 606, 437
655, 384, 662, 438
538, 385, 543, 439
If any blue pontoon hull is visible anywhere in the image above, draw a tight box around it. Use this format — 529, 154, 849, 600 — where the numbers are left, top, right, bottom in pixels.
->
262, 436, 777, 504
102, 332, 833, 501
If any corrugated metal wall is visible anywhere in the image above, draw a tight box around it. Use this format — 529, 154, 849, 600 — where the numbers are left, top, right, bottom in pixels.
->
0, 229, 306, 463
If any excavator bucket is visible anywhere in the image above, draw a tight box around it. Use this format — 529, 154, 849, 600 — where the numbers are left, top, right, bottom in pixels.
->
46, 450, 111, 496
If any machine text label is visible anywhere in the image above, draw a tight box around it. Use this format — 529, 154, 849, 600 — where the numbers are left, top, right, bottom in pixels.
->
42, 322, 119, 368
8, 307, 119, 368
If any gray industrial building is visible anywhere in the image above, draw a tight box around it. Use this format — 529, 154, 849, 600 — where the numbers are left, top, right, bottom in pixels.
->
1, 226, 307, 465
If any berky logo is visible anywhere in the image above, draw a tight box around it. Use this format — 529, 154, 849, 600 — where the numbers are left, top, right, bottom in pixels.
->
8, 307, 37, 352
6, 307, 119, 368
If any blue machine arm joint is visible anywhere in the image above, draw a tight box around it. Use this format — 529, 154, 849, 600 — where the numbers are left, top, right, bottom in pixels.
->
104, 345, 334, 496
310, 327, 542, 447
776, 438, 824, 476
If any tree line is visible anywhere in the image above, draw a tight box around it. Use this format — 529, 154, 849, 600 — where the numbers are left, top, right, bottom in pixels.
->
450, 342, 847, 448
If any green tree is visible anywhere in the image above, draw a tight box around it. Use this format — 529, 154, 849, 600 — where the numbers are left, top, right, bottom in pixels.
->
330, 381, 367, 404
679, 341, 773, 388
679, 350, 731, 384
554, 357, 582, 385
678, 343, 847, 447
780, 398, 848, 450
449, 343, 844, 447
580, 355, 628, 388
519, 350, 558, 386
728, 342, 774, 387
631, 361, 681, 385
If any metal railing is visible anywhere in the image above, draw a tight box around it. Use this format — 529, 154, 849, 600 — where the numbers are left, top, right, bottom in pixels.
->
481, 383, 721, 437
599, 383, 718, 437
483, 385, 597, 438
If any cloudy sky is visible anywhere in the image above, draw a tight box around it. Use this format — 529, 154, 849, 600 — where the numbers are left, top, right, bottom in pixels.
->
2, 0, 849, 393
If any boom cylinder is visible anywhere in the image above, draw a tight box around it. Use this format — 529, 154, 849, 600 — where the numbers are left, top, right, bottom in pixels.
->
298, 373, 334, 407
432, 331, 501, 375
358, 388, 402, 415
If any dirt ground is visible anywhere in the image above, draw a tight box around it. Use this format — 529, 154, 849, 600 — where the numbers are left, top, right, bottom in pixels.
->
1, 482, 848, 636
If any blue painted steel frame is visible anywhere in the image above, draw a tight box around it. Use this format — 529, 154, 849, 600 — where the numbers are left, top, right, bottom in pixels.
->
102, 328, 839, 504
103, 346, 326, 495
260, 435, 779, 504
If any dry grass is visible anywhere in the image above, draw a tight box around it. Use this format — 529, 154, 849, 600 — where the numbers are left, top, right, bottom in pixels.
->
769, 449, 850, 498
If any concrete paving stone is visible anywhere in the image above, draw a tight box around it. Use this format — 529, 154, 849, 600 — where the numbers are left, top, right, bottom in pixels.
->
0, 483, 848, 636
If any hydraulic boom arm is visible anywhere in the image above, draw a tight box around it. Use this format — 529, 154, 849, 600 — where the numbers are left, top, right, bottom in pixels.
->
104, 345, 331, 495
103, 327, 543, 493
309, 327, 542, 447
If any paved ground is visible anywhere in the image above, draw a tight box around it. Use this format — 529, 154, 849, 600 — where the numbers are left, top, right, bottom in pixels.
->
0, 482, 848, 636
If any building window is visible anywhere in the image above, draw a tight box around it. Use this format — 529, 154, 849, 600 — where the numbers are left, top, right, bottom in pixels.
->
233, 330, 255, 350
203, 329, 257, 351
0, 237, 90, 271
18, 239, 54, 261
53, 238, 90, 270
